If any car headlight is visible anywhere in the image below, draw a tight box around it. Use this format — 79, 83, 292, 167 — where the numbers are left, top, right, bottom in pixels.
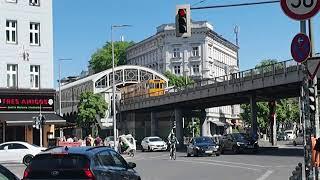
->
215, 146, 219, 149
237, 142, 244, 146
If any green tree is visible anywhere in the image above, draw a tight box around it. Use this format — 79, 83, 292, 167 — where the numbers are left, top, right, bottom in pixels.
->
185, 118, 200, 137
77, 92, 108, 132
240, 102, 269, 133
89, 41, 135, 73
164, 71, 194, 88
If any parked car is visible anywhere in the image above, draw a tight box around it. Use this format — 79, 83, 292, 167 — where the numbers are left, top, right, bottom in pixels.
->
0, 141, 46, 165
104, 136, 115, 148
141, 136, 167, 152
284, 130, 296, 140
277, 132, 288, 141
187, 136, 220, 157
0, 164, 19, 180
293, 133, 303, 146
221, 133, 259, 154
22, 146, 141, 180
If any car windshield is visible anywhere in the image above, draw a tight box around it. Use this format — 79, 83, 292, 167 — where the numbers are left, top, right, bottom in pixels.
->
233, 133, 250, 141
31, 144, 40, 148
106, 136, 114, 141
149, 138, 162, 142
195, 137, 213, 144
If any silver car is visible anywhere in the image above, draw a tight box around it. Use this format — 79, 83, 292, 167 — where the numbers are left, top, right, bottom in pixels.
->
293, 133, 303, 146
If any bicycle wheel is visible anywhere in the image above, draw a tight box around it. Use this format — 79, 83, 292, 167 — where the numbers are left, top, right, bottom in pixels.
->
173, 150, 176, 160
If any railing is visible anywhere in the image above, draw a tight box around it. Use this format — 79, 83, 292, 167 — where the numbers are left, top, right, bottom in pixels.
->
121, 60, 302, 105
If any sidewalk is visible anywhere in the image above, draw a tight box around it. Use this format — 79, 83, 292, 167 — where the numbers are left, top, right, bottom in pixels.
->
258, 139, 297, 149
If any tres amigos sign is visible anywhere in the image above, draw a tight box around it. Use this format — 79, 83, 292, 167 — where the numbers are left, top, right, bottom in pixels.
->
0, 95, 54, 111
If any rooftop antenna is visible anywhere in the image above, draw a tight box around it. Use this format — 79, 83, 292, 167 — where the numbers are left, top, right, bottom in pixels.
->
234, 25, 239, 67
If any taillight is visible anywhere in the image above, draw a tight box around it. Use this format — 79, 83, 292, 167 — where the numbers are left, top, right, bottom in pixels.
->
83, 169, 94, 179
23, 167, 31, 179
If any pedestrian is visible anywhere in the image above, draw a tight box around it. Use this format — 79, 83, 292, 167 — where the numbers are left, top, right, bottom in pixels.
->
66, 135, 74, 142
94, 135, 102, 146
85, 137, 91, 146
88, 134, 94, 146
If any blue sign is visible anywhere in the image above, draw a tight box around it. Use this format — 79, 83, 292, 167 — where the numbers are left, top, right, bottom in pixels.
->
291, 33, 310, 63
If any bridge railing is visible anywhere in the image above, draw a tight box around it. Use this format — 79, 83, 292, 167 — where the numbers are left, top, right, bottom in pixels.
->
121, 60, 302, 105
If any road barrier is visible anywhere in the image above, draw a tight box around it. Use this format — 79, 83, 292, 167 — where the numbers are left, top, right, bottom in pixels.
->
289, 162, 302, 180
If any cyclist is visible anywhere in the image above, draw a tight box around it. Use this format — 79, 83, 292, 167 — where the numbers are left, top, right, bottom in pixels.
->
167, 129, 179, 159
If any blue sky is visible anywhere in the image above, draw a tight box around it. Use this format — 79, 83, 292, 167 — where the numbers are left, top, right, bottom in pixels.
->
53, 0, 320, 87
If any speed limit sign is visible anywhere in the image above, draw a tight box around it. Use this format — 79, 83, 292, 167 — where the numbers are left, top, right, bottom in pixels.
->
281, 0, 320, 20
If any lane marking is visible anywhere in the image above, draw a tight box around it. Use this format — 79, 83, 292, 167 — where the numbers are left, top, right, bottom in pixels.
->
174, 159, 261, 171
256, 170, 273, 180
190, 158, 267, 168
131, 153, 169, 161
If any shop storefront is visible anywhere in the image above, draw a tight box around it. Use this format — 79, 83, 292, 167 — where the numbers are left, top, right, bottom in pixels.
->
0, 89, 65, 146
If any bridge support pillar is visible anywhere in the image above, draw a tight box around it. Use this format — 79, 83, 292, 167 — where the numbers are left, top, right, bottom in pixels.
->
126, 112, 136, 136
151, 112, 158, 136
250, 95, 258, 138
200, 109, 208, 136
174, 108, 183, 149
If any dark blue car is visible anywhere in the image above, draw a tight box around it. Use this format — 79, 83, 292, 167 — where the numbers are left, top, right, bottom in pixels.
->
187, 136, 221, 157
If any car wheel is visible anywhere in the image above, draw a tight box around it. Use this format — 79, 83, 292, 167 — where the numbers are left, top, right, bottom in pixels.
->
148, 146, 152, 152
232, 146, 239, 154
23, 154, 33, 166
215, 152, 220, 156
293, 141, 297, 146
141, 146, 145, 152
187, 152, 191, 157
194, 150, 199, 157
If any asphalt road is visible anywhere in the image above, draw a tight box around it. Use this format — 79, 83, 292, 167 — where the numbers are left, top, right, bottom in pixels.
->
2, 146, 303, 180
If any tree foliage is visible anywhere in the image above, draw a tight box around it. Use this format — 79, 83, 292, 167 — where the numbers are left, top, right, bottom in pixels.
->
77, 92, 108, 128
164, 71, 194, 88
89, 41, 135, 73
185, 118, 200, 137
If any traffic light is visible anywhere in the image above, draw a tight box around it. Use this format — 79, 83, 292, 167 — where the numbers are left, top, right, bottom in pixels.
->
178, 9, 187, 33
176, 4, 191, 37
309, 84, 316, 113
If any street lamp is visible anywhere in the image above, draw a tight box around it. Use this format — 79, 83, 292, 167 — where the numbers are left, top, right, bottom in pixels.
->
58, 58, 72, 117
111, 24, 131, 151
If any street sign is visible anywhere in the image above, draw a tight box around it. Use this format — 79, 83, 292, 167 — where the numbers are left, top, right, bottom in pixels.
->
280, 0, 320, 20
307, 57, 320, 79
291, 33, 310, 63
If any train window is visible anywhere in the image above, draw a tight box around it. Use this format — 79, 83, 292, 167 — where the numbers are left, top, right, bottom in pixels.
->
156, 83, 160, 89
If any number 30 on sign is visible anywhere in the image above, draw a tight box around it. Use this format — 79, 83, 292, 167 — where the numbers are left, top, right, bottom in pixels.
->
280, 0, 320, 20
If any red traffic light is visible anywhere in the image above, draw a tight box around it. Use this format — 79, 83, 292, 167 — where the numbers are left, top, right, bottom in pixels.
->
178, 9, 186, 17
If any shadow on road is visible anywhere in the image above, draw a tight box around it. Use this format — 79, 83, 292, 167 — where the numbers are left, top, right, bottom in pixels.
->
220, 147, 303, 157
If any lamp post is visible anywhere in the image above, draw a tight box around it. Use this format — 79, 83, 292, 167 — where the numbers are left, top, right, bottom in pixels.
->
111, 24, 131, 151
58, 58, 72, 116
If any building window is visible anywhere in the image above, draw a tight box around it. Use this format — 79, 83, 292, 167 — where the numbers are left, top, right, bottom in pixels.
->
192, 47, 199, 57
30, 65, 40, 89
29, 0, 40, 6
6, 20, 17, 44
6, 0, 17, 3
208, 45, 212, 59
174, 66, 181, 75
7, 64, 17, 88
173, 48, 180, 58
30, 23, 40, 45
192, 64, 200, 74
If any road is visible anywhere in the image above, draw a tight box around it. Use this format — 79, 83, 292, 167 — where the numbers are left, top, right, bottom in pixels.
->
2, 146, 303, 180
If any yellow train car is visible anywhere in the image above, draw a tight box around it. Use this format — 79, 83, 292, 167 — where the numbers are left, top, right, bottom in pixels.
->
121, 79, 167, 99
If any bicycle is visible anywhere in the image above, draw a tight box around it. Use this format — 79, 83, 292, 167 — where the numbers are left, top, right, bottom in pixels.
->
169, 144, 176, 160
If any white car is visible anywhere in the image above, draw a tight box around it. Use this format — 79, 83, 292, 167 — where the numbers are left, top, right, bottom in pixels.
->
141, 136, 167, 152
285, 130, 296, 140
0, 141, 46, 165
